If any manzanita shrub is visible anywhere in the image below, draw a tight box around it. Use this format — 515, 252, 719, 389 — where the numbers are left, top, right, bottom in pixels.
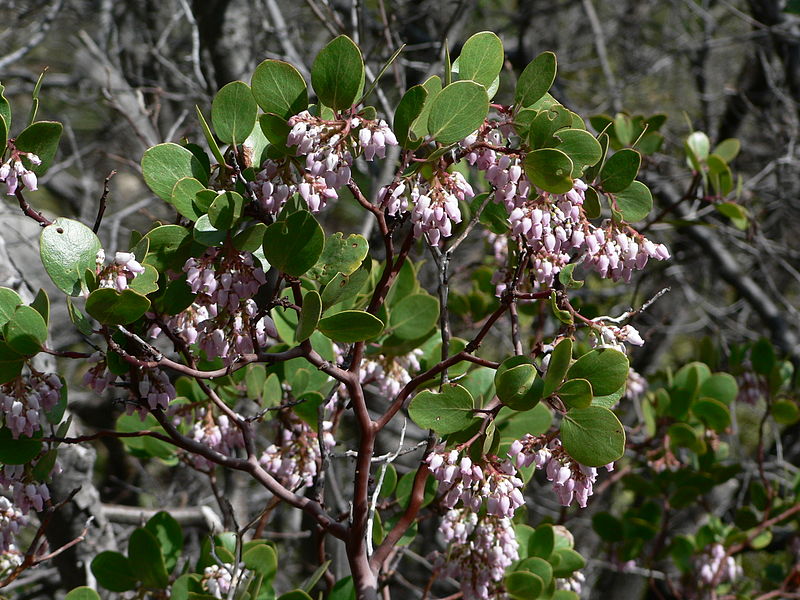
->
0, 31, 798, 600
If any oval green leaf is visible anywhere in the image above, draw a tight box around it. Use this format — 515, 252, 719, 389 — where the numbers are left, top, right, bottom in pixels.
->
523, 148, 574, 194
393, 85, 427, 148
263, 211, 325, 277
561, 405, 626, 467
427, 80, 489, 145
311, 35, 365, 111
128, 528, 169, 589
505, 570, 544, 599
317, 310, 383, 343
0, 427, 42, 464
566, 348, 629, 397
558, 378, 593, 409
458, 31, 504, 88
600, 149, 641, 193
615, 180, 653, 222
309, 232, 369, 284
389, 293, 439, 340
296, 290, 322, 342
515, 51, 557, 108
211, 81, 258, 145
91, 551, 138, 592
142, 142, 208, 201
4, 305, 47, 356
0, 287, 22, 329
86, 288, 150, 325
15, 121, 63, 175
40, 217, 102, 296
408, 384, 477, 434
251, 59, 308, 119
543, 338, 573, 396
65, 588, 102, 600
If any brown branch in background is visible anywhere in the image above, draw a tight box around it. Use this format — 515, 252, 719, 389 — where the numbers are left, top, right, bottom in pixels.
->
93, 170, 116, 233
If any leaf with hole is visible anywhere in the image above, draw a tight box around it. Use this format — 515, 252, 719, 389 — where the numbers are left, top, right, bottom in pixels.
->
40, 218, 102, 296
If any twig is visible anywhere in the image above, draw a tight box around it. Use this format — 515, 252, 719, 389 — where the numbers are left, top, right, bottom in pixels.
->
92, 170, 116, 233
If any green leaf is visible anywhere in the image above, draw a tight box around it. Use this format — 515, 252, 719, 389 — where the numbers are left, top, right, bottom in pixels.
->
393, 85, 427, 148
91, 551, 138, 592
193, 214, 226, 247
593, 512, 625, 543
321, 268, 369, 310
0, 428, 42, 464
329, 577, 356, 600
259, 113, 292, 155
251, 59, 308, 119
668, 422, 705, 453
212, 81, 258, 145
410, 76, 442, 141
458, 31, 504, 88
15, 121, 62, 175
523, 148, 574, 194
772, 399, 800, 425
567, 348, 629, 396
142, 143, 208, 201
551, 547, 586, 577
583, 186, 601, 219
561, 405, 626, 467
600, 149, 641, 193
544, 338, 572, 396
614, 180, 653, 222
556, 129, 602, 176
692, 397, 731, 432
145, 512, 183, 574
129, 528, 169, 589
713, 138, 740, 163
716, 202, 748, 229
296, 290, 322, 342
529, 525, 555, 559
143, 225, 193, 273
278, 592, 313, 600
65, 588, 102, 600
517, 557, 553, 587
558, 379, 593, 409
208, 190, 243, 230
86, 288, 150, 325
317, 310, 383, 343
243, 543, 278, 581
66, 297, 94, 336
505, 571, 543, 599
309, 233, 369, 284
0, 287, 22, 329
127, 263, 159, 295
497, 403, 552, 439
30, 288, 49, 325
686, 131, 710, 162
408, 384, 477, 434
427, 81, 489, 145
516, 51, 557, 108
233, 223, 268, 252
4, 305, 47, 355
311, 35, 365, 111
0, 114, 7, 151
263, 211, 325, 277
40, 217, 102, 296
495, 361, 544, 411
195, 106, 226, 167
698, 373, 738, 404
389, 293, 439, 340
0, 83, 10, 134
170, 177, 206, 221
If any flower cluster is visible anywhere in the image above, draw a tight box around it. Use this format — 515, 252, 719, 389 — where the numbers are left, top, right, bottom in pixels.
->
83, 351, 116, 394
556, 572, 586, 596
509, 436, 613, 508
189, 410, 245, 470
462, 127, 670, 287
259, 417, 335, 489
359, 349, 422, 399
0, 497, 26, 554
381, 170, 473, 246
0, 148, 40, 196
202, 563, 235, 598
590, 322, 645, 352
137, 368, 176, 412
0, 372, 62, 439
426, 447, 525, 518
737, 361, 766, 404
432, 507, 519, 600
163, 249, 273, 364
95, 249, 145, 293
251, 112, 397, 215
697, 543, 742, 586
624, 368, 648, 402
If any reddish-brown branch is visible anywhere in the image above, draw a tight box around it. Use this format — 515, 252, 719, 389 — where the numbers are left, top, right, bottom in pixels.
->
14, 189, 52, 227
